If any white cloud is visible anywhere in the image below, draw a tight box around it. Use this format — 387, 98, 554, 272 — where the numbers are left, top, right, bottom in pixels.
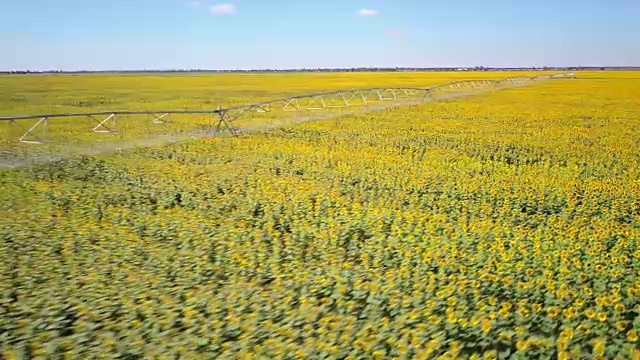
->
211, 4, 237, 14
190, 1, 201, 6
357, 9, 379, 16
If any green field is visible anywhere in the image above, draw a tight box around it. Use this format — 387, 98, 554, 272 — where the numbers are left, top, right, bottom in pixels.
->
0, 72, 550, 167
1, 72, 639, 359
0, 72, 551, 116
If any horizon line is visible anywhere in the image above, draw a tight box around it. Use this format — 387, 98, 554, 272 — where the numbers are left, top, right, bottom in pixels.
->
2, 66, 638, 74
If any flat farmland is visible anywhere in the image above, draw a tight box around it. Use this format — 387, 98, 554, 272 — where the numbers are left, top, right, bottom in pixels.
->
0, 71, 553, 166
1, 72, 639, 359
0, 71, 550, 116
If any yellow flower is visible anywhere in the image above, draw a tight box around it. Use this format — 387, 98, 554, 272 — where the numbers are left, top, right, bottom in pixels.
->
516, 339, 530, 351
560, 327, 574, 340
517, 282, 528, 291
577, 323, 589, 333
563, 307, 577, 319
529, 337, 546, 348
294, 349, 306, 358
525, 268, 534, 276
483, 350, 498, 360
585, 308, 596, 319
547, 307, 559, 318
616, 321, 628, 331
628, 329, 638, 342
481, 319, 492, 333
447, 313, 457, 324
397, 342, 408, 355
558, 351, 569, 360
578, 273, 588, 281
449, 340, 462, 352
595, 296, 608, 307
597, 312, 607, 322
498, 332, 513, 341
557, 338, 569, 350
353, 340, 366, 349
593, 339, 605, 355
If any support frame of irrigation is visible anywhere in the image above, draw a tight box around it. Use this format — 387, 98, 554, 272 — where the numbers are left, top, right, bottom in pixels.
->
0, 74, 575, 145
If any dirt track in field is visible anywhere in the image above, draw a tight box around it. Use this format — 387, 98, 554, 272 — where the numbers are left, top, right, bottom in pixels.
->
0, 85, 530, 170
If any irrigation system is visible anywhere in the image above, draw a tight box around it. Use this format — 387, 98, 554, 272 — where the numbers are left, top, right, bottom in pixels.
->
0, 74, 574, 146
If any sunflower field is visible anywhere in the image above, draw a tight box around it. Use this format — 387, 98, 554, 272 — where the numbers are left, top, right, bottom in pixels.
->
1, 72, 639, 359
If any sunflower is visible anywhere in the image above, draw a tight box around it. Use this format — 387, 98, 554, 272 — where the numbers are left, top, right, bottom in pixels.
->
611, 269, 621, 277
595, 296, 608, 307
597, 312, 607, 322
563, 307, 577, 319
547, 307, 560, 318
560, 327, 575, 340
577, 323, 589, 333
525, 268, 534, 276
515, 326, 527, 336
592, 339, 605, 355
498, 332, 513, 341
481, 319, 492, 333
372, 350, 387, 360
585, 308, 596, 319
483, 350, 498, 360
517, 282, 529, 291
616, 321, 628, 332
516, 339, 530, 351
428, 315, 441, 325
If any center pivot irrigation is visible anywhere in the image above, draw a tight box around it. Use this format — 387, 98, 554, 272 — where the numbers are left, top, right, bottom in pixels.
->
0, 74, 574, 145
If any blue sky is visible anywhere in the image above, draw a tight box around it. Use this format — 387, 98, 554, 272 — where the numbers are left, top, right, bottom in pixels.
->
1, 0, 639, 70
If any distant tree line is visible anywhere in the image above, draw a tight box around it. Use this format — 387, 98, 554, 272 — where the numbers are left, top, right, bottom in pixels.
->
1, 66, 638, 75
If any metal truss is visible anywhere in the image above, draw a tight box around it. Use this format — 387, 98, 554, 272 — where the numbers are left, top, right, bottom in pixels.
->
0, 74, 574, 144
